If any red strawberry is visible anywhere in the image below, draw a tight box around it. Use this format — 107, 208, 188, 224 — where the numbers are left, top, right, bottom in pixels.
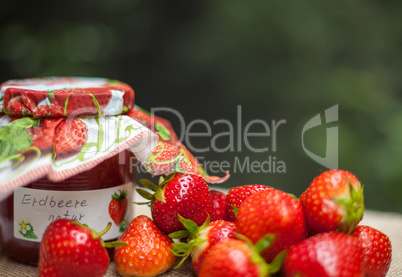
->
282, 232, 364, 277
54, 118, 88, 160
224, 184, 272, 222
108, 190, 128, 226
136, 173, 214, 234
6, 95, 37, 115
178, 154, 196, 173
236, 188, 307, 262
38, 219, 122, 277
300, 169, 364, 235
353, 225, 392, 277
210, 190, 226, 221
198, 237, 283, 277
114, 215, 176, 277
169, 215, 236, 275
2, 87, 48, 116
35, 104, 64, 117
27, 118, 62, 154
51, 88, 113, 116
146, 140, 181, 174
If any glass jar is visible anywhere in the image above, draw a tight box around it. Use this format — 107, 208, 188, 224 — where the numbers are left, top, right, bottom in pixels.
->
0, 150, 136, 265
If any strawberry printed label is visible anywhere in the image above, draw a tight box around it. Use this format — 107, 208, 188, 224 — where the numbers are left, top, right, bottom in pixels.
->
13, 182, 133, 242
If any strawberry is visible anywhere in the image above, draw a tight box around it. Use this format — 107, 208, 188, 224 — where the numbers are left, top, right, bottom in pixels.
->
177, 154, 196, 173
54, 118, 88, 160
236, 188, 307, 262
198, 236, 284, 277
300, 169, 364, 235
108, 190, 128, 226
38, 218, 123, 277
282, 231, 364, 277
3, 86, 47, 115
50, 88, 113, 116
35, 104, 64, 117
114, 215, 176, 277
27, 118, 63, 154
353, 225, 392, 277
224, 184, 272, 222
146, 140, 181, 174
210, 189, 226, 221
6, 95, 37, 115
136, 173, 214, 234
169, 215, 236, 275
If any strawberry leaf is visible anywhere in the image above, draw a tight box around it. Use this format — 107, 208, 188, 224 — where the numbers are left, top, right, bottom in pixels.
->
104, 241, 128, 248
156, 122, 171, 141
190, 237, 206, 247
154, 187, 166, 203
135, 188, 153, 201
199, 213, 211, 231
159, 172, 176, 186
233, 206, 239, 218
170, 243, 192, 269
288, 193, 299, 200
139, 179, 159, 192
254, 233, 275, 254
170, 242, 193, 256
169, 230, 190, 239
112, 190, 127, 200
177, 214, 199, 235
0, 117, 38, 163
333, 180, 364, 234
133, 201, 151, 206
268, 249, 287, 274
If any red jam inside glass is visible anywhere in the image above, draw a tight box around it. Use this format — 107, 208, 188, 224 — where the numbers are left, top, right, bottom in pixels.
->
0, 150, 136, 265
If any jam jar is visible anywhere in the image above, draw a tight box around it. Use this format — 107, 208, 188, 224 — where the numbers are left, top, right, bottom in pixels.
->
0, 151, 136, 265
0, 77, 138, 265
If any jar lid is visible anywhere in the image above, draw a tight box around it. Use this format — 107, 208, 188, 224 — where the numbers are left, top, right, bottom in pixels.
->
0, 103, 229, 201
0, 77, 135, 117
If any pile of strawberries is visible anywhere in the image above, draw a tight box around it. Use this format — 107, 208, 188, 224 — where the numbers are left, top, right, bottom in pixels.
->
37, 169, 392, 277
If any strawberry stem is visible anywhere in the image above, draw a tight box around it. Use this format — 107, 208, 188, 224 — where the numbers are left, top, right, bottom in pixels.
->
97, 222, 112, 238
104, 240, 128, 248
71, 221, 127, 248
169, 214, 210, 269
236, 233, 280, 277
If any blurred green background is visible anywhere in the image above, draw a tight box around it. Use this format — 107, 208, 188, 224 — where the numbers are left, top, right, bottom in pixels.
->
1, 0, 401, 213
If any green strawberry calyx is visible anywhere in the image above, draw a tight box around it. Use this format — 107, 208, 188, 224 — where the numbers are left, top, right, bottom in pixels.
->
333, 180, 364, 234
236, 233, 285, 277
112, 190, 127, 201
72, 221, 127, 248
168, 214, 211, 268
135, 173, 177, 206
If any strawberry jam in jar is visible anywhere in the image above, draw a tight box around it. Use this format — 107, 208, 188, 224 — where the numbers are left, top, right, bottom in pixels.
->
0, 151, 136, 265
0, 77, 138, 265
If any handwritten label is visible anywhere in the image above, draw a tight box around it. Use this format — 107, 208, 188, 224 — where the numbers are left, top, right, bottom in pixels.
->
13, 182, 133, 242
